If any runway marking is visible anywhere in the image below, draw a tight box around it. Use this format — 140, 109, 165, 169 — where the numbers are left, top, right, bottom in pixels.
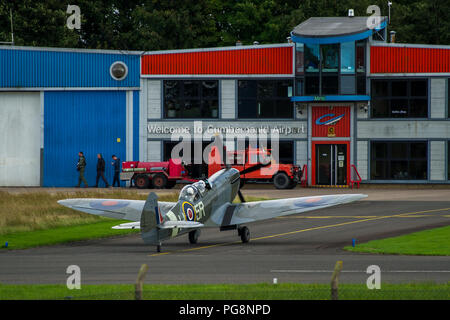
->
276, 214, 449, 219
149, 207, 450, 257
271, 270, 450, 273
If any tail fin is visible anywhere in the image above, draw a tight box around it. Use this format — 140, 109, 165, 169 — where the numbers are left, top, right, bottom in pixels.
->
140, 192, 161, 244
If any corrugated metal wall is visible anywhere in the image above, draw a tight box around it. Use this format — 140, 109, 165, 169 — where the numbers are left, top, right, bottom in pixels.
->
141, 46, 293, 75
44, 91, 127, 187
0, 48, 140, 88
370, 46, 450, 74
312, 106, 351, 137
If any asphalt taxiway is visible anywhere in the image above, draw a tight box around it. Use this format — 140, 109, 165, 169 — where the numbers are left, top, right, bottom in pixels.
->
0, 188, 449, 285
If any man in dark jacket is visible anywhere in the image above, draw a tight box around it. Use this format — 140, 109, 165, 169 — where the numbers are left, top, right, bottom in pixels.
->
76, 151, 88, 188
111, 155, 121, 187
94, 153, 109, 188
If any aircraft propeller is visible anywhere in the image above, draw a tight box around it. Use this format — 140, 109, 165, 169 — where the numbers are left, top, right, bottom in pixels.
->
236, 162, 271, 203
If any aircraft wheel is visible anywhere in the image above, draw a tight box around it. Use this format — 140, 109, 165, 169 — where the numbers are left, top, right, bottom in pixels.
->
188, 229, 200, 244
239, 226, 250, 243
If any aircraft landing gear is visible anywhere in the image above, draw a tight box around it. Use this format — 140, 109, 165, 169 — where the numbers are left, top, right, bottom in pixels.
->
188, 229, 201, 244
238, 226, 250, 243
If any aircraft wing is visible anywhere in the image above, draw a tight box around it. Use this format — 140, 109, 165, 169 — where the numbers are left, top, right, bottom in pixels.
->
209, 194, 367, 227
57, 198, 176, 222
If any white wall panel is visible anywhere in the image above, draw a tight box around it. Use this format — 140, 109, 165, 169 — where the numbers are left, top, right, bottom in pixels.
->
356, 141, 368, 180
430, 141, 446, 180
0, 92, 40, 186
221, 80, 236, 119
430, 78, 446, 119
357, 121, 450, 139
147, 140, 162, 162
296, 140, 307, 166
146, 80, 161, 119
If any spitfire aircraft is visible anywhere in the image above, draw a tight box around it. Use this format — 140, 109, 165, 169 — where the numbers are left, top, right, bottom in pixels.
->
58, 164, 367, 252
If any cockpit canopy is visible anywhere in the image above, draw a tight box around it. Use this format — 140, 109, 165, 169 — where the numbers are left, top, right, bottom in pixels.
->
179, 180, 209, 202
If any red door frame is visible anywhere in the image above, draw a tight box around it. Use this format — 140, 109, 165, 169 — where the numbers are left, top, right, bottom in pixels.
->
311, 141, 350, 186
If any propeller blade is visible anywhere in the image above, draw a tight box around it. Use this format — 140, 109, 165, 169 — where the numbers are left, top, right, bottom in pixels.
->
239, 162, 270, 175
237, 190, 246, 203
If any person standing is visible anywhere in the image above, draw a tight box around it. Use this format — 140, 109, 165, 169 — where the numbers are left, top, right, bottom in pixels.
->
94, 153, 109, 188
111, 155, 121, 187
76, 151, 88, 188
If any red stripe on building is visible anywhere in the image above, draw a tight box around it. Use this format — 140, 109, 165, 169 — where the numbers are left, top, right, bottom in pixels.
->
370, 46, 450, 73
141, 46, 293, 75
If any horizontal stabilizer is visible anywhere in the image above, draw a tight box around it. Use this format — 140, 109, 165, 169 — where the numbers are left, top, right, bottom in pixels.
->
158, 221, 204, 229
112, 222, 140, 230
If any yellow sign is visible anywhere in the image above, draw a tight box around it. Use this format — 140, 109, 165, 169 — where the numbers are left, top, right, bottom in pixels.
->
327, 127, 336, 137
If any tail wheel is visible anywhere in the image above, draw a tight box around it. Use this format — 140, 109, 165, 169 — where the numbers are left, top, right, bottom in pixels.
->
135, 174, 149, 189
239, 226, 250, 243
188, 229, 201, 244
273, 172, 291, 189
152, 173, 167, 189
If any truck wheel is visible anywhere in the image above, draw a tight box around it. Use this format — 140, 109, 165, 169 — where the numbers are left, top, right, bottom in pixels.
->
288, 180, 298, 189
273, 172, 291, 189
152, 173, 167, 189
135, 174, 149, 189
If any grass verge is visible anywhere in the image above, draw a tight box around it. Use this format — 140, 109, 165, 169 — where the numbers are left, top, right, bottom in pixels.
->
0, 219, 139, 250
0, 283, 448, 300
344, 225, 450, 256
0, 190, 268, 249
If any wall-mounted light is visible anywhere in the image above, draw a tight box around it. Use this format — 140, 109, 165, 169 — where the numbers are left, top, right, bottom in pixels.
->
358, 102, 369, 113
296, 103, 307, 115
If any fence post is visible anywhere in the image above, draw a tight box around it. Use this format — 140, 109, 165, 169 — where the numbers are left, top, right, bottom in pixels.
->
135, 264, 149, 300
330, 261, 343, 300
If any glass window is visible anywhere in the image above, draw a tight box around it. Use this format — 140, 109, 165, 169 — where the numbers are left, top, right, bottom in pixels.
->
304, 44, 320, 73
370, 141, 427, 180
370, 79, 428, 118
238, 80, 293, 119
357, 75, 366, 95
321, 44, 339, 72
295, 79, 303, 96
163, 80, 218, 119
295, 43, 304, 75
356, 40, 366, 73
305, 75, 320, 95
322, 75, 339, 95
340, 42, 355, 74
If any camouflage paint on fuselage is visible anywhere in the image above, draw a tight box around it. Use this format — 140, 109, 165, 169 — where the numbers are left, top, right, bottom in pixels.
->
140, 168, 241, 245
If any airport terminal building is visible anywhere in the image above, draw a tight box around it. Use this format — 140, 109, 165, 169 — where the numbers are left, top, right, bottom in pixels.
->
1, 16, 449, 187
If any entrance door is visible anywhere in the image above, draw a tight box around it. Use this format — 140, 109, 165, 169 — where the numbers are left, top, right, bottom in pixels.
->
315, 144, 347, 185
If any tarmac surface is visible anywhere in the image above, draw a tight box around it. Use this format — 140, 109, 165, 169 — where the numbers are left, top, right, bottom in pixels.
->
0, 186, 449, 285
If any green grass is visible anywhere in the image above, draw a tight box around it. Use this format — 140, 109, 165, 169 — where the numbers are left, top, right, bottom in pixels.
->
0, 219, 139, 250
0, 283, 448, 300
345, 225, 450, 256
0, 190, 268, 250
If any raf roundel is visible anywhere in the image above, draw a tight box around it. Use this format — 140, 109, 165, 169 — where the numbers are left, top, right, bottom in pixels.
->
182, 202, 196, 221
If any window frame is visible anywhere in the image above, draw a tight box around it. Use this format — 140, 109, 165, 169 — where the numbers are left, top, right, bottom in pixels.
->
370, 78, 429, 119
370, 141, 428, 180
237, 79, 294, 119
163, 80, 219, 119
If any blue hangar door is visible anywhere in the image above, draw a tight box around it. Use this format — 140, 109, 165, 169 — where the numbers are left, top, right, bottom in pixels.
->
44, 91, 127, 187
